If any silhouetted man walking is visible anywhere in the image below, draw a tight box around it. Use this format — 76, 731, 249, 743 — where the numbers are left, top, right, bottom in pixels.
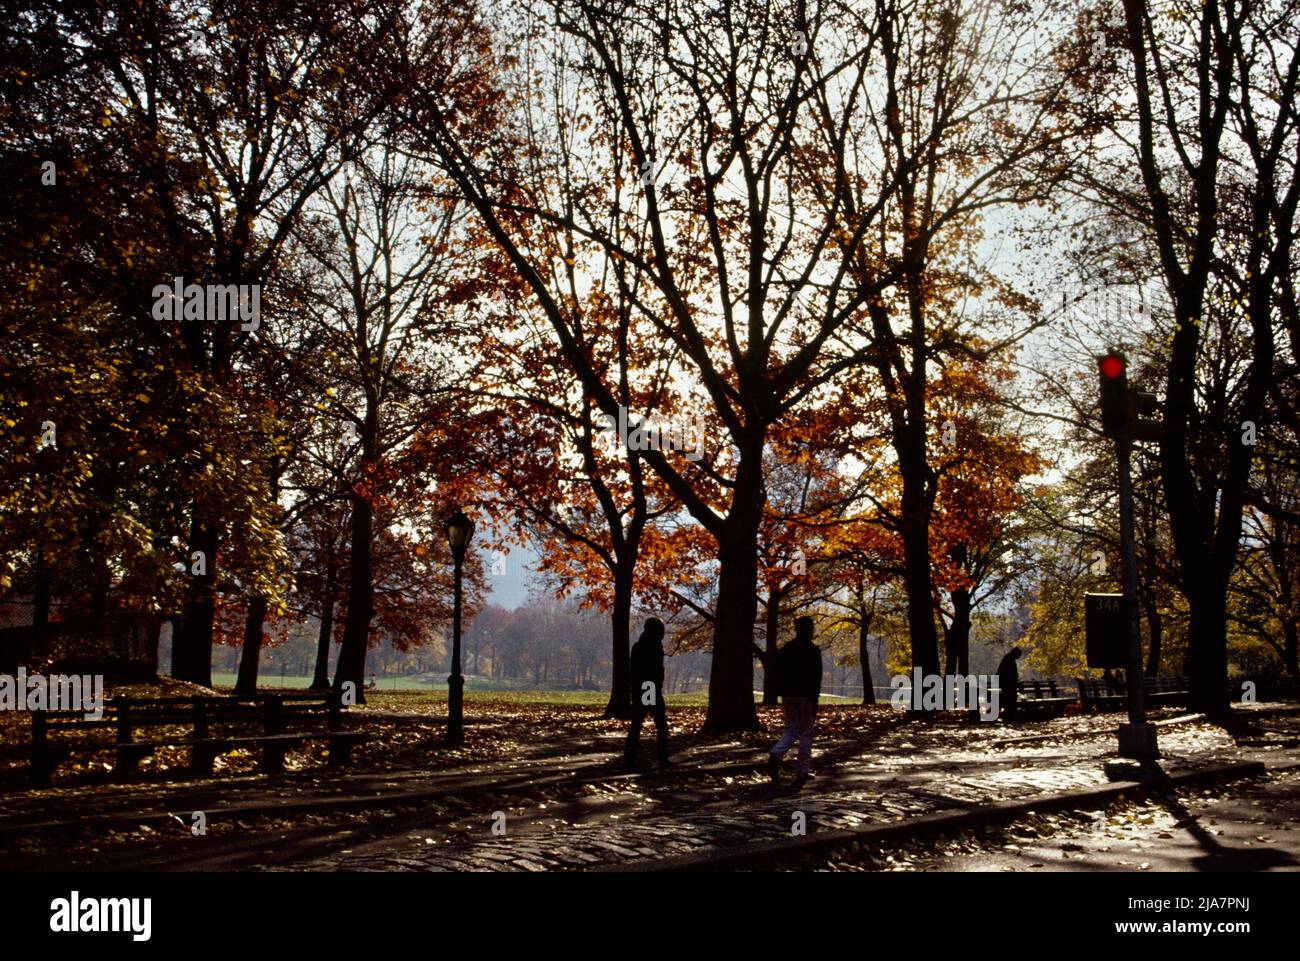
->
768, 616, 822, 789
994, 646, 1023, 721
622, 618, 671, 771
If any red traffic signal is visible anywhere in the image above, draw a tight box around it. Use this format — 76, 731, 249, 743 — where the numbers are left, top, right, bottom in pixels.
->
1095, 352, 1165, 443
1097, 351, 1129, 437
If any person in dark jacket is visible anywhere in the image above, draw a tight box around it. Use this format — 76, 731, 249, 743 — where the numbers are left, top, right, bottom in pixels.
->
767, 617, 822, 789
994, 646, 1023, 721
622, 618, 671, 771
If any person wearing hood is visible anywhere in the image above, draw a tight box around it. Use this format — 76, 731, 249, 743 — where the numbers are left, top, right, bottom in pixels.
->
994, 646, 1023, 721
622, 618, 672, 771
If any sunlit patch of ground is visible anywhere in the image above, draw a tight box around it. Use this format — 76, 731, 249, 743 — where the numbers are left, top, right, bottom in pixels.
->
811, 769, 1300, 872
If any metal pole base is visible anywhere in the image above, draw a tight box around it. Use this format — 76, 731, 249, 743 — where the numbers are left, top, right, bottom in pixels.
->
447, 673, 465, 745
1118, 721, 1159, 760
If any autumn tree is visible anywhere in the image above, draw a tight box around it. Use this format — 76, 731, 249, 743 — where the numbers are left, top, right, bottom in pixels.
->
755, 423, 856, 703
287, 130, 482, 701
825, 0, 1090, 682
1, 3, 288, 667
384, 0, 1080, 728
1231, 439, 1300, 675
459, 248, 706, 717
1068, 0, 1300, 710
927, 359, 1046, 676
8, 0, 419, 686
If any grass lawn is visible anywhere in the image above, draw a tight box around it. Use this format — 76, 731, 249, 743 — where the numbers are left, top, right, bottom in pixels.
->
362, 689, 715, 708
206, 673, 666, 706
206, 674, 864, 709
208, 672, 544, 694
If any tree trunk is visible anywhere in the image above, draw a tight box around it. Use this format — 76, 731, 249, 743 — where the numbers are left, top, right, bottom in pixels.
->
900, 518, 941, 678
944, 587, 972, 677
171, 520, 219, 687
859, 613, 876, 705
88, 556, 110, 643
1186, 577, 1230, 714
333, 489, 374, 703
1144, 597, 1162, 676
311, 595, 335, 690
761, 587, 781, 706
1284, 620, 1299, 677
144, 616, 162, 677
603, 559, 635, 719
235, 595, 268, 695
703, 441, 765, 733
897, 422, 941, 678
32, 550, 51, 660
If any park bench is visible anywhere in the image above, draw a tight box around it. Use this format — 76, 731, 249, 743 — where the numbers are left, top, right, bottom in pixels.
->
1077, 675, 1190, 711
1143, 674, 1190, 707
1013, 680, 1072, 719
29, 691, 365, 785
1076, 677, 1126, 712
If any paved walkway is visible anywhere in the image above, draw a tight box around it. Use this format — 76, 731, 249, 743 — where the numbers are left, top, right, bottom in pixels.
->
257, 709, 1296, 872
904, 767, 1300, 872
3, 704, 1297, 872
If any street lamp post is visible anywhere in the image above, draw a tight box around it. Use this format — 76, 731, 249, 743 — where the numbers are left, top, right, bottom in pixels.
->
444, 509, 474, 745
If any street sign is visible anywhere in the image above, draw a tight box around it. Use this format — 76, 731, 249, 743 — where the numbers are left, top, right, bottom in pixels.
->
1085, 592, 1128, 669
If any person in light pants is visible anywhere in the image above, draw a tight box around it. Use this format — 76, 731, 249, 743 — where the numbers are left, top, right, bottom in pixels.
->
768, 616, 823, 789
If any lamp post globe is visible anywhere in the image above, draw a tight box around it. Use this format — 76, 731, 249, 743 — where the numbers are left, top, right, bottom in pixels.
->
445, 510, 474, 562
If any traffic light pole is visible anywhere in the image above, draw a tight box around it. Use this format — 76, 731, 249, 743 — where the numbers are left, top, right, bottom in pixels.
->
1115, 435, 1158, 759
